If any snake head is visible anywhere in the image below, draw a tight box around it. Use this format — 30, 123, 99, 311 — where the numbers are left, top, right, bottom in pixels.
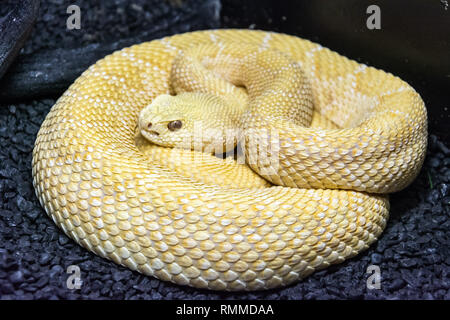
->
139, 94, 190, 148
139, 93, 238, 154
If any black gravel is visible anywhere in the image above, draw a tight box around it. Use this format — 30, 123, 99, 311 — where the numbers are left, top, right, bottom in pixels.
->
0, 0, 449, 300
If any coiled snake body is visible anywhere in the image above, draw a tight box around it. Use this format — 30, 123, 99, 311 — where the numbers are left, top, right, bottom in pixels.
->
32, 30, 427, 291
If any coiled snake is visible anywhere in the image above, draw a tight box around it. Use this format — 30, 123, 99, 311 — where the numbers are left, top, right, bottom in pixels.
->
32, 30, 427, 291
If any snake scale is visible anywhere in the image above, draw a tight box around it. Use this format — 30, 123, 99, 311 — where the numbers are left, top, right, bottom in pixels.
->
32, 30, 427, 291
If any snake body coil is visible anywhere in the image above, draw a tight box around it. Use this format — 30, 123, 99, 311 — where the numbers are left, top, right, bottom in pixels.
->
32, 30, 427, 291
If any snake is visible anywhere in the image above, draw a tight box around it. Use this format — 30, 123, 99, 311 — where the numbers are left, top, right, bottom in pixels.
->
32, 30, 427, 291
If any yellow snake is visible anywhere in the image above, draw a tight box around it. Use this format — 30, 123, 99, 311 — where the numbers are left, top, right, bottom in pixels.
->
32, 30, 427, 291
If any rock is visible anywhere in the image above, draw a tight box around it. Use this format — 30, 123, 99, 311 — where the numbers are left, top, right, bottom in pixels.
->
58, 235, 69, 245
39, 253, 51, 265
0, 0, 40, 79
0, 0, 221, 101
371, 253, 383, 264
25, 209, 41, 221
9, 270, 24, 284
388, 278, 406, 291
1, 282, 15, 294
399, 258, 418, 268
15, 194, 34, 211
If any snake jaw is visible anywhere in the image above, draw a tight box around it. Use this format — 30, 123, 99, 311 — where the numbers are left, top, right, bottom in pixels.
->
138, 111, 162, 141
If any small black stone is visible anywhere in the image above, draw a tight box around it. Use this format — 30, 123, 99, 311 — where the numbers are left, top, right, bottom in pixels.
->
39, 253, 51, 265
424, 253, 442, 264
429, 157, 440, 168
371, 253, 383, 264
48, 265, 64, 279
18, 236, 30, 247
445, 256, 450, 265
8, 105, 16, 114
112, 282, 125, 293
35, 276, 49, 288
1, 282, 15, 294
150, 279, 161, 289
388, 278, 406, 291
15, 194, 34, 211
58, 235, 69, 245
25, 209, 41, 221
426, 189, 440, 203
9, 270, 24, 284
0, 168, 19, 179
133, 277, 151, 292
438, 183, 448, 197
423, 292, 434, 300
399, 259, 417, 268
416, 235, 431, 244
0, 248, 7, 264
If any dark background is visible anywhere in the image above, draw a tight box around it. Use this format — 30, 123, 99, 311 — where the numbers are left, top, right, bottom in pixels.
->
0, 0, 449, 300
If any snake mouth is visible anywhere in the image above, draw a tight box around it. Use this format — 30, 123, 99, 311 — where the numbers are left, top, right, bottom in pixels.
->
139, 129, 161, 143
147, 130, 160, 136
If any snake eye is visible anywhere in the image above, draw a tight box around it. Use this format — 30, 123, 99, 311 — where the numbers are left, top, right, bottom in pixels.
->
147, 122, 152, 129
168, 120, 182, 131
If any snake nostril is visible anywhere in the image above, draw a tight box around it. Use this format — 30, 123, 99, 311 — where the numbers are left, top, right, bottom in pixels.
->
147, 122, 152, 129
